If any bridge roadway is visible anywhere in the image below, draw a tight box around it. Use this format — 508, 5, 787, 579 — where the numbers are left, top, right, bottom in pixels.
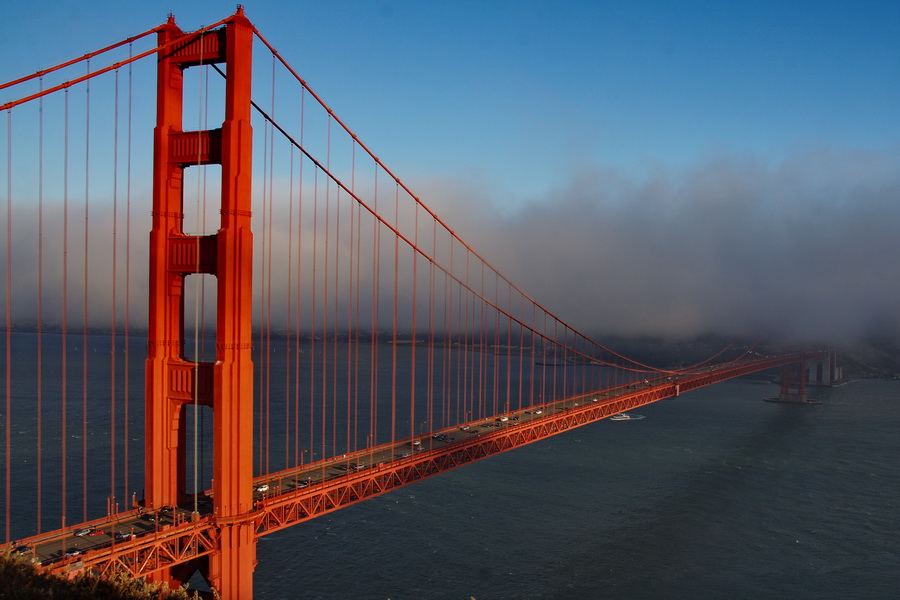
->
4, 353, 811, 580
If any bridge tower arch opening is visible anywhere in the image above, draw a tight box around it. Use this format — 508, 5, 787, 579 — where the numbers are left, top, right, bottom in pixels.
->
146, 8, 256, 598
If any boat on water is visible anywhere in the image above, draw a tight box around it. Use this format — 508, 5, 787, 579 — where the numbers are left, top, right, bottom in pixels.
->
610, 413, 644, 421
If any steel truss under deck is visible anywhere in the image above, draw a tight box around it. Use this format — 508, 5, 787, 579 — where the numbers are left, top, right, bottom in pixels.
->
35, 353, 815, 582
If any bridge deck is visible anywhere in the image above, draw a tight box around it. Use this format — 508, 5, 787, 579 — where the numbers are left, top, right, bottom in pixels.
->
3, 354, 810, 579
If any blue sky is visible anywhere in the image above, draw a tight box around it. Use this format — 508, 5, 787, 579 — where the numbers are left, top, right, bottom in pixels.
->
3, 1, 900, 342
4, 1, 898, 199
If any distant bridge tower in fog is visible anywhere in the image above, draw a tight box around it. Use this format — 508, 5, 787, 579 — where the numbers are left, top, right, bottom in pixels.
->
769, 351, 838, 404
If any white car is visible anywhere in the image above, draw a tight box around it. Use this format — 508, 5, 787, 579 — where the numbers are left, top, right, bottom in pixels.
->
254, 484, 269, 493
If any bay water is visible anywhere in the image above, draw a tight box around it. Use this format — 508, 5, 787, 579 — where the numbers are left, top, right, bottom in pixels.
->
2, 331, 897, 598
253, 377, 900, 599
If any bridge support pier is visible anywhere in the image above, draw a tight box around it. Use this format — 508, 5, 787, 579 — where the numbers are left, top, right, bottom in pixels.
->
780, 354, 807, 402
209, 522, 258, 599
147, 8, 256, 598
766, 353, 821, 404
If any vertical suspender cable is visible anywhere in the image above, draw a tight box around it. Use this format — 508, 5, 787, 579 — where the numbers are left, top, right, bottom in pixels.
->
541, 312, 548, 404
335, 185, 345, 454
257, 87, 267, 475
477, 263, 482, 420
355, 178, 362, 453
285, 146, 294, 469
310, 165, 317, 469
529, 303, 536, 407
370, 167, 379, 447
296, 88, 303, 467
61, 89, 69, 528
458, 247, 464, 422
335, 184, 343, 455
391, 183, 398, 445
494, 272, 500, 415
311, 169, 320, 462
356, 189, 365, 454
440, 230, 446, 427
296, 143, 305, 465
338, 185, 349, 455
518, 294, 525, 410
428, 219, 436, 430
4, 110, 12, 542
479, 262, 485, 419
334, 195, 342, 454
350, 143, 359, 452
323, 117, 332, 458
445, 234, 453, 425
110, 67, 119, 513
294, 155, 302, 465
459, 249, 466, 422
505, 285, 510, 411
265, 54, 276, 475
82, 61, 91, 523
558, 323, 565, 400
449, 237, 455, 423
410, 201, 418, 440
37, 84, 44, 532
506, 281, 512, 413
324, 158, 333, 458
463, 252, 470, 420
296, 88, 305, 467
123, 47, 133, 503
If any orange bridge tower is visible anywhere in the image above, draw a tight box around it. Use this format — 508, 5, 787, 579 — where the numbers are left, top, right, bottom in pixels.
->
146, 8, 256, 597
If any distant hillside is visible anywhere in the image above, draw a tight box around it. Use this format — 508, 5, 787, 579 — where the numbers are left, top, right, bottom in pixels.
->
832, 338, 900, 380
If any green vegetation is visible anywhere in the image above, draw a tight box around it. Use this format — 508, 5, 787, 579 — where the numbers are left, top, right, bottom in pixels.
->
0, 551, 202, 600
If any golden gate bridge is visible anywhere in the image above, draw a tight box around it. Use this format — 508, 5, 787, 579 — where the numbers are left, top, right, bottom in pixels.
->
0, 8, 819, 598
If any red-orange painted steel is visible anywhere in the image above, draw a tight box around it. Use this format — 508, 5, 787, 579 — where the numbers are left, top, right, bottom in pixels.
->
27, 354, 814, 586
252, 353, 813, 535
0, 11, 830, 599
146, 8, 255, 598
